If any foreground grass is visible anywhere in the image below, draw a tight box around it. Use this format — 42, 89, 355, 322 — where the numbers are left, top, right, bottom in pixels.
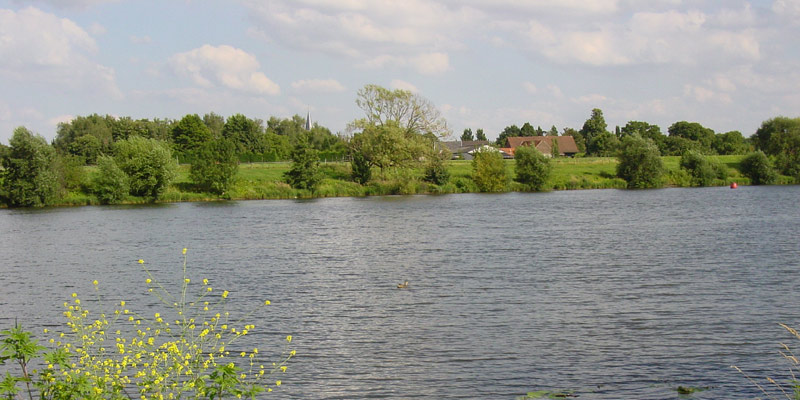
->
47, 154, 794, 207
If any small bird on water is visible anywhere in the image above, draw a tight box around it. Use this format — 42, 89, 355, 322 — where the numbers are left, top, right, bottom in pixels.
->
397, 281, 409, 289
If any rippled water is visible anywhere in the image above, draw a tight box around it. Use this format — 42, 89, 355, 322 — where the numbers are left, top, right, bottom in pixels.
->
2, 186, 800, 399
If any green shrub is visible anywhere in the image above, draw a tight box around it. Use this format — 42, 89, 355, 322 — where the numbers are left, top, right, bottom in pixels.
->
114, 136, 176, 200
616, 135, 664, 188
472, 148, 509, 192
92, 155, 129, 204
739, 151, 777, 185
514, 146, 551, 191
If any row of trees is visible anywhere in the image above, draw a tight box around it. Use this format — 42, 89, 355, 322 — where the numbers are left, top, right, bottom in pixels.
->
491, 108, 751, 157
53, 113, 347, 165
2, 83, 799, 206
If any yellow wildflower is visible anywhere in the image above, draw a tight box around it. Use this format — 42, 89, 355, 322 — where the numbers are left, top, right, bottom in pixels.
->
182, 248, 187, 255
286, 335, 292, 343
93, 280, 98, 286
138, 259, 144, 264
222, 290, 229, 299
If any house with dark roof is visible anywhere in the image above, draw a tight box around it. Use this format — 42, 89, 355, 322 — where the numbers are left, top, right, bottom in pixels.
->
443, 140, 491, 160
505, 136, 579, 157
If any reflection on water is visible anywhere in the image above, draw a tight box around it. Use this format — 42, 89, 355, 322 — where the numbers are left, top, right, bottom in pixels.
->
2, 186, 800, 399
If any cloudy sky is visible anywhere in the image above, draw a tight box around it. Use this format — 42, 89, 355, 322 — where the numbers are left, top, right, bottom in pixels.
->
1, 0, 799, 143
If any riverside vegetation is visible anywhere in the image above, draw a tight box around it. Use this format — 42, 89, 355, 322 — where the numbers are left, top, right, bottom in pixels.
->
0, 248, 295, 399
1, 84, 799, 208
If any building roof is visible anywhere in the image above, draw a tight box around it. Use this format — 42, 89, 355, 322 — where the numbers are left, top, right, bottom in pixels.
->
443, 140, 491, 153
506, 136, 579, 154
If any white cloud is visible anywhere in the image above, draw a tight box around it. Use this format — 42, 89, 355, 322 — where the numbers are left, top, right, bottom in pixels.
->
291, 79, 346, 93
130, 35, 152, 44
523, 82, 537, 94
241, 0, 468, 74
773, 0, 800, 21
389, 79, 418, 93
168, 44, 280, 95
13, 0, 119, 10
411, 52, 450, 74
0, 7, 120, 97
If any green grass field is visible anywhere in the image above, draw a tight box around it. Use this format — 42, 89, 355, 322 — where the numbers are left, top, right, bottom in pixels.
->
51, 154, 777, 207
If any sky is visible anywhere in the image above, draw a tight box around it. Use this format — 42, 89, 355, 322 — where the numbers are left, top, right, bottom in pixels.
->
1, 0, 799, 144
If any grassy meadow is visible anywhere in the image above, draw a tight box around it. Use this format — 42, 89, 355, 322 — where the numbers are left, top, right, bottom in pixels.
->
54, 154, 773, 207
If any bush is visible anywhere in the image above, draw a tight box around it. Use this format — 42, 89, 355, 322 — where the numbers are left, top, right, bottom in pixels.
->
740, 151, 777, 185
616, 135, 664, 189
679, 151, 726, 186
471, 148, 509, 192
0, 249, 295, 399
190, 139, 239, 195
423, 156, 450, 185
514, 146, 551, 191
284, 137, 322, 191
92, 155, 129, 204
350, 151, 372, 184
114, 136, 176, 200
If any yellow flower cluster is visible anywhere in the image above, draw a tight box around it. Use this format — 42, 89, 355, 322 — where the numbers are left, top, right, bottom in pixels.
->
35, 248, 295, 399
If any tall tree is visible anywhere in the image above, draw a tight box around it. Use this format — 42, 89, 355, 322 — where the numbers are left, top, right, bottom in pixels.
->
224, 114, 266, 154
350, 84, 450, 137
547, 125, 559, 136
284, 135, 323, 191
520, 122, 536, 137
475, 128, 487, 141
0, 127, 59, 207
496, 125, 521, 147
190, 139, 239, 195
668, 121, 715, 151
172, 114, 213, 154
461, 128, 474, 141
580, 108, 608, 155
203, 112, 225, 139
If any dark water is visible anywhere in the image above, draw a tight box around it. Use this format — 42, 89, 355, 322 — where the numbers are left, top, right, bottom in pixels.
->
1, 186, 800, 399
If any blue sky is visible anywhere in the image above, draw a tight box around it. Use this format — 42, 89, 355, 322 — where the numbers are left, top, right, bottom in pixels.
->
1, 0, 799, 144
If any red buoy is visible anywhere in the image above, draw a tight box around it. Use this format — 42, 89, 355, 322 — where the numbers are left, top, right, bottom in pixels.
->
730, 182, 738, 189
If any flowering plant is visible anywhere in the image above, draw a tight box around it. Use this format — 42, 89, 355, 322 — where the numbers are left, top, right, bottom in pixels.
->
0, 248, 294, 399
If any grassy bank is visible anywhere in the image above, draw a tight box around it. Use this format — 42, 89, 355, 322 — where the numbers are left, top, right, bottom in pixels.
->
47, 154, 794, 207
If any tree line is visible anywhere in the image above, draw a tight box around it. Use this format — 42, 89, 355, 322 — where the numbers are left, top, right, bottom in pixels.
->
1, 84, 798, 207
489, 108, 751, 157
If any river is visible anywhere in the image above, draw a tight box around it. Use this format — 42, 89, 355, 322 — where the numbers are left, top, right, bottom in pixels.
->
1, 186, 799, 399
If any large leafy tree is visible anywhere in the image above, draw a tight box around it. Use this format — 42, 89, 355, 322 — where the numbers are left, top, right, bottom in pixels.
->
758, 117, 800, 181
587, 132, 620, 157
350, 84, 450, 138
580, 108, 608, 154
514, 145, 551, 191
172, 114, 213, 154
114, 136, 176, 200
190, 139, 239, 195
668, 121, 715, 152
223, 113, 266, 154
495, 124, 521, 147
713, 131, 749, 155
54, 114, 115, 157
475, 129, 487, 141
616, 135, 664, 189
0, 127, 60, 207
753, 116, 800, 152
461, 128, 474, 141
680, 150, 726, 186
349, 121, 431, 173
472, 147, 508, 192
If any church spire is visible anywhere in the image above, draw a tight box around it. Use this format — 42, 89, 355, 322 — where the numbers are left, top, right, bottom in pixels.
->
305, 110, 311, 131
